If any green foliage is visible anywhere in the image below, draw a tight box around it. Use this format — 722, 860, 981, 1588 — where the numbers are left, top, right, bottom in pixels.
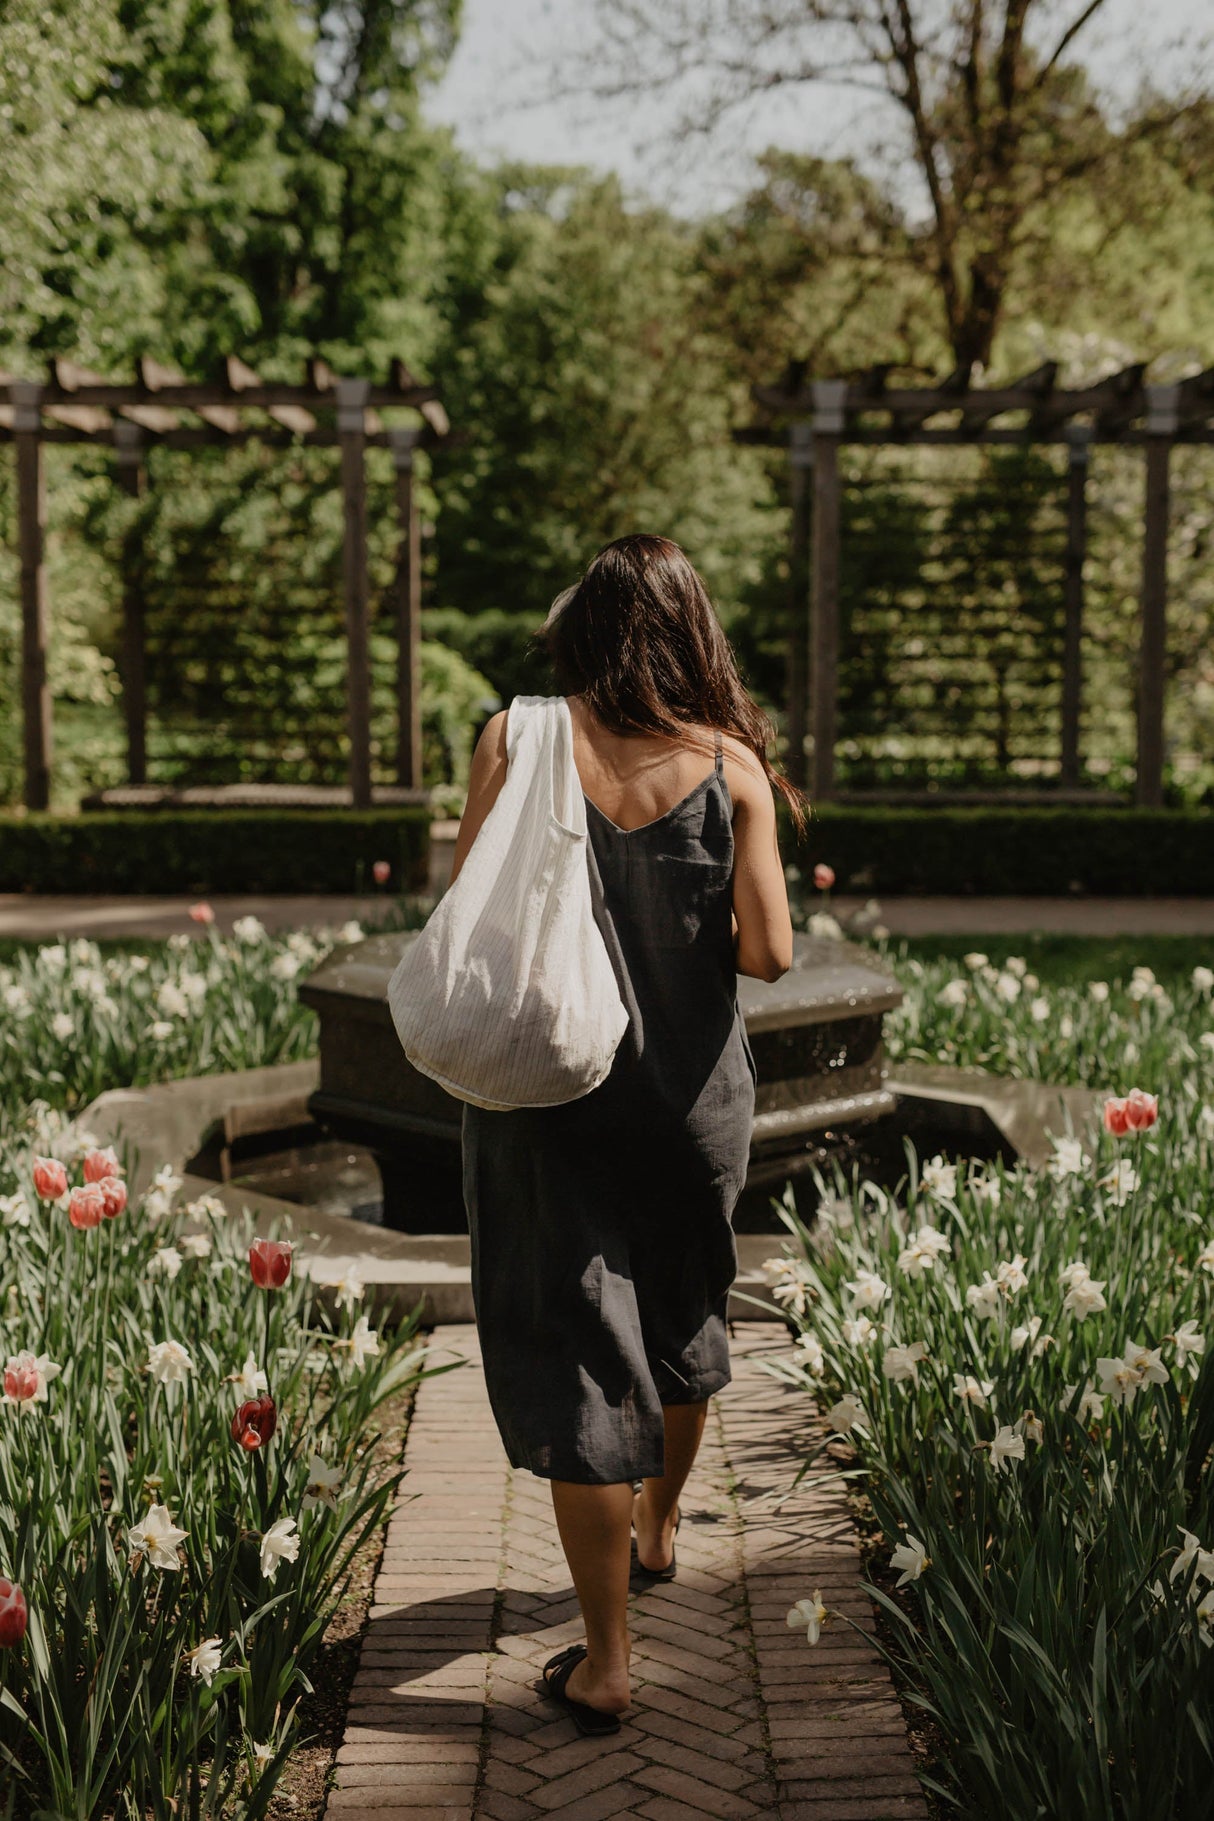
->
787, 806, 1214, 895
0, 810, 430, 894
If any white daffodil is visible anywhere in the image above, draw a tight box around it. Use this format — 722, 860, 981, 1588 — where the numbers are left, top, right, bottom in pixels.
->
890, 1534, 930, 1586
995, 1255, 1029, 1297
1122, 1341, 1169, 1386
897, 1224, 951, 1278
965, 1275, 1002, 1321
1010, 1315, 1053, 1357
148, 1246, 183, 1280
1060, 1260, 1092, 1288
920, 1156, 958, 1202
882, 1341, 928, 1384
844, 1269, 890, 1311
826, 1394, 866, 1433
147, 1338, 194, 1385
302, 1455, 343, 1513
1014, 1411, 1044, 1445
1089, 981, 1110, 1002
963, 952, 988, 971
1049, 1138, 1089, 1179
1004, 957, 1028, 979
1062, 1382, 1105, 1424
1028, 995, 1050, 1023
816, 1192, 855, 1232
252, 1740, 275, 1770
995, 972, 1021, 1003
786, 1592, 829, 1645
1063, 1275, 1107, 1321
841, 1315, 878, 1348
143, 1164, 183, 1224
1196, 1241, 1214, 1277
186, 1637, 224, 1686
233, 915, 267, 944
0, 1190, 32, 1229
969, 1173, 1002, 1208
129, 1502, 188, 1570
311, 1258, 367, 1314
936, 979, 969, 1009
952, 1373, 994, 1408
1193, 966, 1214, 994
1100, 1161, 1139, 1207
346, 1316, 380, 1371
1171, 1319, 1205, 1372
179, 1232, 212, 1260
794, 1333, 825, 1376
259, 1516, 300, 1581
1195, 1590, 1214, 1646
1171, 1529, 1214, 1585
989, 1425, 1026, 1472
229, 1351, 269, 1400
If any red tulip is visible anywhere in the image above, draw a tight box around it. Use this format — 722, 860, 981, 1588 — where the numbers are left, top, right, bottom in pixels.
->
1124, 1088, 1159, 1132
82, 1146, 121, 1184
3, 1358, 39, 1402
372, 859, 391, 886
249, 1238, 293, 1289
0, 1580, 26, 1648
813, 863, 836, 892
98, 1176, 127, 1219
188, 902, 215, 925
68, 1184, 105, 1230
1103, 1097, 1130, 1136
231, 1395, 277, 1452
31, 1157, 67, 1201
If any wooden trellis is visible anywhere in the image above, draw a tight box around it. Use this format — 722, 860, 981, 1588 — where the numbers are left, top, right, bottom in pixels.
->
0, 356, 452, 811
738, 362, 1214, 806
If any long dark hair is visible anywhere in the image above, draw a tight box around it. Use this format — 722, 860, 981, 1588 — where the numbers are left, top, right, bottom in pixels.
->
531, 534, 810, 838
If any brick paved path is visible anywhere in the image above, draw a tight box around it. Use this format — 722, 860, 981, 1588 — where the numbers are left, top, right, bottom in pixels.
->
325, 1324, 929, 1821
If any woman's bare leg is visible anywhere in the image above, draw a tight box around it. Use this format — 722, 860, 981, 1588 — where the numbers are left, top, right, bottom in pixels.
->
548, 1480, 634, 1713
634, 1400, 708, 1571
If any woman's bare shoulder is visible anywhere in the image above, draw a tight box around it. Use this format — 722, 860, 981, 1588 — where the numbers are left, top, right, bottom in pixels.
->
719, 731, 770, 801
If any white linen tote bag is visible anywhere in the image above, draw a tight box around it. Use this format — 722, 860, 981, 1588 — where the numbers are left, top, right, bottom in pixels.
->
386, 694, 629, 1111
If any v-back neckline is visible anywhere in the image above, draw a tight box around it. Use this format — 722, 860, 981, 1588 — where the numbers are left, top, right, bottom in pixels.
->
581, 768, 718, 837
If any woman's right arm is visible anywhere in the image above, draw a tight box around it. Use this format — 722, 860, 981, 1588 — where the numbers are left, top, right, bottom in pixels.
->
723, 737, 794, 983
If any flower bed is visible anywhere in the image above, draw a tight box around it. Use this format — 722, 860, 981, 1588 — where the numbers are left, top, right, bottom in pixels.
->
766, 963, 1214, 1816
0, 1107, 432, 1818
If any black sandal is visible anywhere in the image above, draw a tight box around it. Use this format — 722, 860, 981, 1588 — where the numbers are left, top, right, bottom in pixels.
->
629, 1513, 680, 1585
541, 1645, 622, 1736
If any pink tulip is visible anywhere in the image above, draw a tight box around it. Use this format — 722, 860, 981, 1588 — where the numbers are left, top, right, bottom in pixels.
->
372, 860, 391, 886
3, 1358, 39, 1402
83, 1146, 122, 1184
813, 863, 836, 892
0, 1580, 27, 1648
98, 1176, 127, 1220
188, 902, 215, 925
1124, 1088, 1159, 1132
31, 1157, 67, 1201
1103, 1098, 1130, 1136
68, 1184, 105, 1230
249, 1238, 293, 1289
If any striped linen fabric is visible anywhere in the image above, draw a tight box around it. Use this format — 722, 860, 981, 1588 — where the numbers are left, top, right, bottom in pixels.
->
386, 694, 629, 1110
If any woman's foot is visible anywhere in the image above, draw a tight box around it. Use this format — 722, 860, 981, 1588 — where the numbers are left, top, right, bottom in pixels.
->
632, 1486, 678, 1574
554, 1645, 631, 1716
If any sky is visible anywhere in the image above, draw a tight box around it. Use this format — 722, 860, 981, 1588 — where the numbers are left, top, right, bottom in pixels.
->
425, 0, 1212, 217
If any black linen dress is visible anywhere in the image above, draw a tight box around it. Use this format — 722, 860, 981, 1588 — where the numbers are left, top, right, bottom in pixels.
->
460, 724, 757, 1484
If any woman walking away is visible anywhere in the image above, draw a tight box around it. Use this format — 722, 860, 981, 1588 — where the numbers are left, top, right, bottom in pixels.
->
451, 534, 806, 1734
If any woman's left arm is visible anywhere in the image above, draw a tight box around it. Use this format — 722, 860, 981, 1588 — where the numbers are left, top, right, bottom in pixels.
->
446, 709, 510, 887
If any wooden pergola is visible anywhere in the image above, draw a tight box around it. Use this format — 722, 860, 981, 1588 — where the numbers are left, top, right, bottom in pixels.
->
739, 362, 1214, 807
0, 356, 452, 811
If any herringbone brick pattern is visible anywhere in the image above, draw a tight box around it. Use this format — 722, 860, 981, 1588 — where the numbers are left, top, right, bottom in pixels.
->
324, 1324, 928, 1821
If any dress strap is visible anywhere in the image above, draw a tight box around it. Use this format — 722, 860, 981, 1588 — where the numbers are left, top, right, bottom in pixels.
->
713, 727, 723, 773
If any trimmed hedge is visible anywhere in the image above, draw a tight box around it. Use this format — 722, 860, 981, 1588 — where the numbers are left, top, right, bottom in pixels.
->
781, 806, 1214, 897
0, 809, 430, 895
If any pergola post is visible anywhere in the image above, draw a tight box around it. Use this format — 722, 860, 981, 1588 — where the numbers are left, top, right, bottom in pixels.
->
389, 427, 424, 789
12, 381, 51, 811
785, 421, 813, 790
809, 380, 846, 801
112, 419, 148, 784
1137, 385, 1179, 809
1061, 423, 1091, 788
337, 378, 373, 809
